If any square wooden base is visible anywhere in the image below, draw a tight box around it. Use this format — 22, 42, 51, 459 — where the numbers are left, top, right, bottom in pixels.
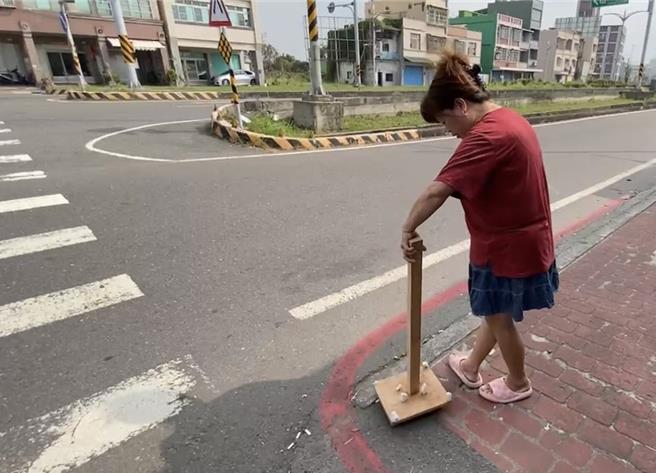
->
374, 368, 451, 426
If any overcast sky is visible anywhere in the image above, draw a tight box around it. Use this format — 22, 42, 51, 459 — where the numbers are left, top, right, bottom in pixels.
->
255, 0, 654, 64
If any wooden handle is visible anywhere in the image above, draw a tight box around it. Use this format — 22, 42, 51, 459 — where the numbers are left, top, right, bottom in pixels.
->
407, 238, 423, 395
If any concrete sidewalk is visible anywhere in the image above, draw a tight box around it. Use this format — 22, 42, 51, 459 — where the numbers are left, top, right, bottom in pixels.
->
433, 203, 656, 473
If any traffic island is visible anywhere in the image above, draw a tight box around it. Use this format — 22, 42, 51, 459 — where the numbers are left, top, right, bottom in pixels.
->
211, 101, 656, 152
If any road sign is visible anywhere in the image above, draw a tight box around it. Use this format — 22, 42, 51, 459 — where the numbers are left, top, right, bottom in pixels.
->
592, 0, 629, 7
218, 31, 233, 66
209, 0, 232, 27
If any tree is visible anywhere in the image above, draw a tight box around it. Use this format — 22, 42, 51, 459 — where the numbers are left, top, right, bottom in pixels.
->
262, 43, 279, 73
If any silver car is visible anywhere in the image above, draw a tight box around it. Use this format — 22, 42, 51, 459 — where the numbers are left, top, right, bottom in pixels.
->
213, 69, 257, 86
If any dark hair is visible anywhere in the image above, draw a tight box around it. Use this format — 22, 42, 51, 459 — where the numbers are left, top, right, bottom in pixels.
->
420, 50, 490, 123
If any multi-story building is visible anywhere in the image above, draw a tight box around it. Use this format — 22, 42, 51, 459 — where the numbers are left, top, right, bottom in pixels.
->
447, 25, 482, 67
595, 24, 625, 81
157, 0, 263, 85
537, 29, 583, 83
450, 10, 539, 81
0, 0, 169, 84
365, 0, 448, 86
484, 0, 544, 71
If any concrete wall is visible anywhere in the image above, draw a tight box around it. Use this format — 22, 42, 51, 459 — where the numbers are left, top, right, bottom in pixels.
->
241, 88, 628, 121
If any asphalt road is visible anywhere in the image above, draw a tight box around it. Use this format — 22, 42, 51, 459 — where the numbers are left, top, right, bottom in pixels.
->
1, 91, 655, 473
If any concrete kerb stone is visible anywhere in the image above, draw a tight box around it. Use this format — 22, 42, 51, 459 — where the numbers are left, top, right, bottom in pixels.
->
211, 101, 656, 152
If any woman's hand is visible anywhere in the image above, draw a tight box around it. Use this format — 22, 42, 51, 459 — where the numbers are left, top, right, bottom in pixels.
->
401, 230, 425, 263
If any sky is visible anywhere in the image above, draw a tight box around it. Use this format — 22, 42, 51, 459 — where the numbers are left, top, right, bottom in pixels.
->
255, 0, 655, 64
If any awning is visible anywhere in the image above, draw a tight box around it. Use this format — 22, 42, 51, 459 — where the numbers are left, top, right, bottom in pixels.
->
106, 38, 164, 51
404, 56, 436, 66
494, 67, 543, 73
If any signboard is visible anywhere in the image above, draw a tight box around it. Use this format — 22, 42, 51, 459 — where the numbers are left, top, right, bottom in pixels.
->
591, 0, 629, 7
218, 32, 233, 66
209, 0, 232, 27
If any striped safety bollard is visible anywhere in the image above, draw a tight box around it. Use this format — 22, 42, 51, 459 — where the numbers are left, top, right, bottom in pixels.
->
229, 69, 239, 105
307, 0, 318, 42
118, 34, 136, 64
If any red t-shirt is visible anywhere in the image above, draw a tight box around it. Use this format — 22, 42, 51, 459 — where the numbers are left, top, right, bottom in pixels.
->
436, 107, 554, 278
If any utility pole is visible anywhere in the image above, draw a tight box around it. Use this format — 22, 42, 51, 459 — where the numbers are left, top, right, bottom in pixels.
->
352, 0, 361, 86
109, 0, 141, 88
59, 0, 86, 89
307, 0, 326, 95
638, 0, 654, 87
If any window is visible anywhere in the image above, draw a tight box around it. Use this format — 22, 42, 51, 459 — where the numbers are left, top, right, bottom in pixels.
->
566, 39, 573, 50
97, 0, 153, 19
573, 42, 579, 52
498, 26, 509, 40
410, 33, 421, 50
181, 53, 208, 81
556, 57, 563, 68
425, 5, 447, 26
385, 72, 394, 82
565, 59, 570, 68
382, 43, 390, 52
346, 70, 352, 79
227, 5, 251, 27
23, 0, 91, 12
427, 34, 445, 53
467, 41, 477, 57
609, 32, 618, 42
453, 39, 466, 55
47, 51, 90, 76
607, 44, 615, 53
172, 0, 209, 24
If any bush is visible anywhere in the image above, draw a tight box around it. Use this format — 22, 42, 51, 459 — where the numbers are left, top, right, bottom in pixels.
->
165, 68, 178, 86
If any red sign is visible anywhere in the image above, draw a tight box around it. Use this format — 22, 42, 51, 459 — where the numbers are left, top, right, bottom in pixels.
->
209, 0, 232, 27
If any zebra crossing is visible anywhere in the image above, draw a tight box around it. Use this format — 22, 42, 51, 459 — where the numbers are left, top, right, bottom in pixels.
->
0, 122, 203, 472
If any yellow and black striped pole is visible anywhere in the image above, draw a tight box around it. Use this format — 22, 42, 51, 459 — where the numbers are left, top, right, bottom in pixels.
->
307, 0, 325, 95
119, 34, 136, 65
60, 3, 86, 89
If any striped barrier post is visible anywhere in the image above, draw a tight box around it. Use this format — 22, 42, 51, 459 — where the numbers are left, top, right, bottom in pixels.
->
306, 0, 325, 95
118, 34, 136, 65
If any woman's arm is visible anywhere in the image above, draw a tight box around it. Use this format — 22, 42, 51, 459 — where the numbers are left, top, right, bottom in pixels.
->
401, 181, 453, 262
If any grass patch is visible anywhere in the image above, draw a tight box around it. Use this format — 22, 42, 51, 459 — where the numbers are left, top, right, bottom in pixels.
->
246, 98, 643, 137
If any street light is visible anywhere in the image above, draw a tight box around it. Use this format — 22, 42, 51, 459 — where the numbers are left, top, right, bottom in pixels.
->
602, 6, 650, 86
328, 1, 361, 86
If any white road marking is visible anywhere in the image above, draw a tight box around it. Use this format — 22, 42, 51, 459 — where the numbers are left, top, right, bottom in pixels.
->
3, 360, 195, 473
0, 154, 31, 163
85, 108, 656, 164
0, 128, 12, 133
0, 274, 143, 338
0, 139, 21, 146
290, 157, 656, 319
0, 170, 46, 181
0, 194, 68, 214
0, 226, 96, 260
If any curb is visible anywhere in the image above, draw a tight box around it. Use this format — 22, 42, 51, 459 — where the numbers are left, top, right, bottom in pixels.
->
210, 105, 434, 151
211, 102, 656, 151
64, 90, 223, 101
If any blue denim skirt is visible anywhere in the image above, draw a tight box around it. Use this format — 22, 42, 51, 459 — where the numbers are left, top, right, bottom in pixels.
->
468, 262, 559, 322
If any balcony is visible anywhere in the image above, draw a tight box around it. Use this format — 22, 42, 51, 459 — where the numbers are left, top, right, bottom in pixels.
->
378, 51, 399, 60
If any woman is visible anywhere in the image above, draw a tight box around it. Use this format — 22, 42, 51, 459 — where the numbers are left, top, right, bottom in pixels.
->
401, 51, 559, 404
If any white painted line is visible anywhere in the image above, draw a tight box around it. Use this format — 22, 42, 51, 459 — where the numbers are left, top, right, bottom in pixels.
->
290, 156, 656, 319
0, 226, 96, 260
85, 108, 656, 164
0, 154, 31, 163
0, 274, 143, 338
0, 194, 68, 214
8, 360, 195, 473
0, 170, 46, 181
0, 139, 21, 146
0, 128, 12, 133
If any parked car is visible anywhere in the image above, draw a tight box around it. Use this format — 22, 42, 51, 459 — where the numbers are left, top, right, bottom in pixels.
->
213, 69, 257, 86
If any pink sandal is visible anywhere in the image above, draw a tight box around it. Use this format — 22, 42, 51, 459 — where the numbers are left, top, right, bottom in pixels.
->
447, 353, 483, 389
479, 377, 533, 404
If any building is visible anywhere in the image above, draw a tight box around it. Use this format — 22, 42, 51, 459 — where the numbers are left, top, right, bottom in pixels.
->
595, 24, 625, 81
484, 0, 544, 70
576, 0, 600, 18
450, 10, 539, 81
447, 25, 482, 67
0, 0, 169, 85
365, 0, 449, 86
537, 29, 583, 83
554, 15, 601, 39
157, 0, 263, 85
